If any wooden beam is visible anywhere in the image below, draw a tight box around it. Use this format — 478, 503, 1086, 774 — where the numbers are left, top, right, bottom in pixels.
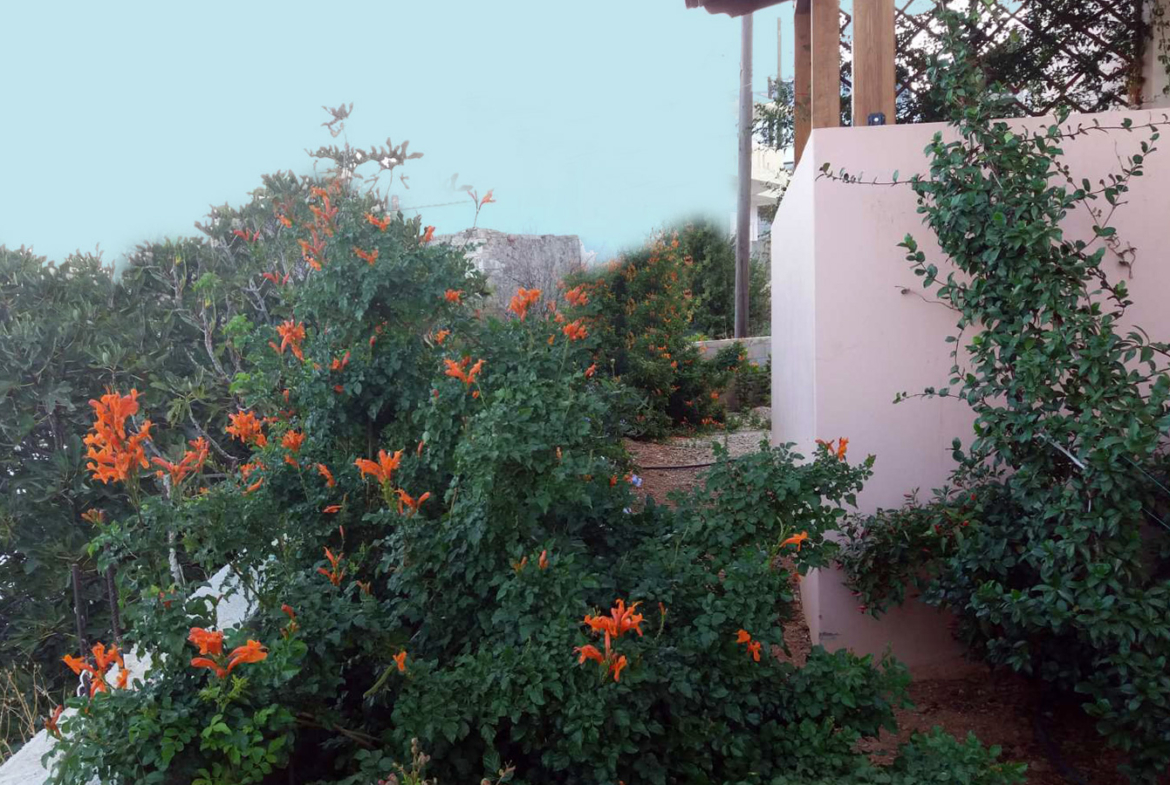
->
793, 0, 811, 163
852, 0, 896, 126
810, 0, 841, 130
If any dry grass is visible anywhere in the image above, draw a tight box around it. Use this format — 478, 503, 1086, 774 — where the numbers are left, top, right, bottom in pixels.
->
0, 664, 51, 761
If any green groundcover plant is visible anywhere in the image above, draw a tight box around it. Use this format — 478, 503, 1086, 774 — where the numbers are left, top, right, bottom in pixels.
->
834, 4, 1170, 782
33, 141, 1022, 783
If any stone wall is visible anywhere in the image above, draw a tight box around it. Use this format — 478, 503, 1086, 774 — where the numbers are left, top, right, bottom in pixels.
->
436, 229, 591, 311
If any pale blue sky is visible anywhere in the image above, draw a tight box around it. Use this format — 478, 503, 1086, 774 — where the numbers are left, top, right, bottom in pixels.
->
0, 0, 795, 265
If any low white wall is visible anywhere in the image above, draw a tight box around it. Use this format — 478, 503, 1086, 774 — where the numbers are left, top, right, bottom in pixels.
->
695, 336, 770, 365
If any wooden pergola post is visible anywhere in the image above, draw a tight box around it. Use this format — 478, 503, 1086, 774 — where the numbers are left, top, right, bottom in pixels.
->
793, 0, 811, 163
795, 0, 841, 165
852, 0, 896, 125
810, 0, 841, 131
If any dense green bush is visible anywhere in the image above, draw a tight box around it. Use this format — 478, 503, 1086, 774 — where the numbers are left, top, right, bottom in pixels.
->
710, 342, 771, 411
560, 232, 730, 436
835, 5, 1170, 781
679, 220, 770, 341
33, 136, 1017, 782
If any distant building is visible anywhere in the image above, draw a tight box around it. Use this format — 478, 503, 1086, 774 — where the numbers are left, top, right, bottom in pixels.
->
730, 143, 790, 260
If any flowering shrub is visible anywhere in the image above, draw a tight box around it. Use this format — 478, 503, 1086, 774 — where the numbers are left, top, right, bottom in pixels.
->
27, 143, 1027, 783
561, 232, 728, 436
710, 341, 771, 411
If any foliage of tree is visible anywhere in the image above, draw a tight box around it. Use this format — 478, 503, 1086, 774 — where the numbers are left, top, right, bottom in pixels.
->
0, 228, 272, 751
834, 5, 1170, 781
680, 219, 770, 341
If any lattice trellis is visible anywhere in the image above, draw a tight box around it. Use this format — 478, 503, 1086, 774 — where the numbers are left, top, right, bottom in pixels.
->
834, 0, 1148, 124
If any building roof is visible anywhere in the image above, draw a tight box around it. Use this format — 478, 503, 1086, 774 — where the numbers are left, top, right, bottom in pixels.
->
684, 0, 787, 17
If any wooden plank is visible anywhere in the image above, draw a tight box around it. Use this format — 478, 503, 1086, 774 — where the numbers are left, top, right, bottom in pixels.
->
794, 0, 812, 163
810, 0, 841, 130
852, 0, 896, 125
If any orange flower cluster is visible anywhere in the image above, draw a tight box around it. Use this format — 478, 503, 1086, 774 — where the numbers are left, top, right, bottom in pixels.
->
188, 628, 268, 679
281, 430, 305, 467
353, 246, 379, 265
562, 320, 588, 342
564, 285, 590, 307
317, 546, 346, 586
355, 449, 403, 486
81, 509, 106, 525
735, 629, 763, 662
232, 228, 260, 243
298, 234, 327, 271
444, 289, 464, 305
780, 531, 810, 552
815, 437, 849, 461
513, 549, 550, 573
420, 225, 436, 244
365, 212, 392, 231
443, 357, 485, 389
575, 599, 643, 683
63, 642, 128, 697
316, 463, 336, 487
434, 329, 451, 345
261, 270, 289, 287
151, 437, 209, 486
471, 189, 496, 208
240, 460, 266, 481
331, 351, 351, 371
395, 488, 431, 517
585, 363, 597, 378
393, 650, 408, 673
271, 319, 307, 361
281, 604, 299, 638
508, 288, 541, 321
226, 411, 268, 447
355, 449, 432, 518
84, 390, 153, 485
282, 430, 305, 453
308, 186, 339, 235
44, 705, 64, 738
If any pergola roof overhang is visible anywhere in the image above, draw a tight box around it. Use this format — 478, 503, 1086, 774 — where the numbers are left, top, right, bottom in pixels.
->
684, 0, 788, 17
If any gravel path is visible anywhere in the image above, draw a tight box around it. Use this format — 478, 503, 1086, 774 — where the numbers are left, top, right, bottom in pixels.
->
623, 429, 769, 505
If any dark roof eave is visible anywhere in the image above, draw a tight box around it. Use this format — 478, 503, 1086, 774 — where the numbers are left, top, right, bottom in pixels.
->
685, 0, 788, 17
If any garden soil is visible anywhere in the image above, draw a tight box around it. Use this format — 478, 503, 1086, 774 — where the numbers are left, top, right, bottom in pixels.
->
625, 432, 1135, 785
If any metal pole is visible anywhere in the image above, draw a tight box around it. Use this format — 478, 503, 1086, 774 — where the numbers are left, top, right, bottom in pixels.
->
106, 565, 122, 647
736, 13, 754, 339
71, 562, 87, 653
778, 16, 783, 82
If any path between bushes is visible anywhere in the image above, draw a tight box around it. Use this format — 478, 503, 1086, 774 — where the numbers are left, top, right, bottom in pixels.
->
625, 431, 1129, 785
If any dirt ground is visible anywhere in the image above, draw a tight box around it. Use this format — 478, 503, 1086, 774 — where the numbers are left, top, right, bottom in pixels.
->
625, 432, 1140, 785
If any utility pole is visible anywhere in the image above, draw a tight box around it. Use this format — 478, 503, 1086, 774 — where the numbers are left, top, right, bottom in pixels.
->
777, 16, 783, 86
735, 12, 754, 339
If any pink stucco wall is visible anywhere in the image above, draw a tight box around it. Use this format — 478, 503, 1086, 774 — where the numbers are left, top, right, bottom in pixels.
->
772, 108, 1170, 676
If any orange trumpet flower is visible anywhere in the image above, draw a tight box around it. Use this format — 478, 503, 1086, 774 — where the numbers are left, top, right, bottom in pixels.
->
354, 449, 403, 486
